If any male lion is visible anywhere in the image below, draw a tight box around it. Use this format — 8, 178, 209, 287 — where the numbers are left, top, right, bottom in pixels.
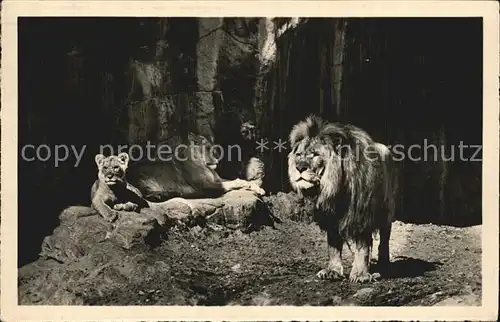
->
126, 133, 265, 202
287, 115, 398, 283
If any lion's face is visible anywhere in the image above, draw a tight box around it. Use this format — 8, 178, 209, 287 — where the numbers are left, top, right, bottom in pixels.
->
95, 152, 129, 186
188, 133, 220, 170
288, 138, 332, 191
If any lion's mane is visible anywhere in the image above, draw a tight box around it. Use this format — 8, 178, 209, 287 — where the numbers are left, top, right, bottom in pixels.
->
287, 115, 398, 241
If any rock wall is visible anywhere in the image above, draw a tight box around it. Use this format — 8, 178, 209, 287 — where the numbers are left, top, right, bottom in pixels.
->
254, 18, 482, 227
17, 17, 483, 266
124, 18, 266, 144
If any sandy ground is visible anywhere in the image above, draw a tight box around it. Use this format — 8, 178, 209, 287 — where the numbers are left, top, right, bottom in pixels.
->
85, 219, 482, 306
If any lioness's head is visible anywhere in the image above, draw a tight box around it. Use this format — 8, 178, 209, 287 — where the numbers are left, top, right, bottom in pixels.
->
287, 115, 351, 195
187, 133, 220, 170
95, 152, 129, 186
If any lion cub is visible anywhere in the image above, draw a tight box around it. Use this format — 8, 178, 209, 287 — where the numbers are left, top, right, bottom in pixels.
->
91, 152, 149, 222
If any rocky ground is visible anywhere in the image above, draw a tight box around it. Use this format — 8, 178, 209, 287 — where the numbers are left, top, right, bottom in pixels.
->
18, 192, 481, 307
84, 222, 481, 306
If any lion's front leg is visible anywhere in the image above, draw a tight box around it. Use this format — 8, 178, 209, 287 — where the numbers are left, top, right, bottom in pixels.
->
349, 237, 376, 283
317, 228, 344, 280
221, 178, 265, 196
92, 198, 120, 223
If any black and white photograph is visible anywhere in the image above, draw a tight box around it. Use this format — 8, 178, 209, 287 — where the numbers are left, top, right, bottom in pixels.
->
1, 1, 499, 321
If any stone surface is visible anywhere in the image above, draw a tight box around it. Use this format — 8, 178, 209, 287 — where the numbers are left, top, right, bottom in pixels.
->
39, 191, 272, 264
206, 190, 274, 231
19, 190, 276, 305
194, 18, 224, 138
263, 191, 316, 223
352, 287, 375, 300
39, 206, 112, 263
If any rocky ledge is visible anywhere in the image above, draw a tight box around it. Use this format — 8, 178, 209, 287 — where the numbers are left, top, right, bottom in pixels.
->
18, 190, 292, 305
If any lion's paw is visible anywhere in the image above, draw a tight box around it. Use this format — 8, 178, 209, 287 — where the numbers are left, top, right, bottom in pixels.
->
249, 184, 266, 196
234, 178, 248, 187
123, 202, 138, 211
348, 270, 379, 283
113, 202, 138, 211
113, 203, 125, 211
316, 268, 344, 281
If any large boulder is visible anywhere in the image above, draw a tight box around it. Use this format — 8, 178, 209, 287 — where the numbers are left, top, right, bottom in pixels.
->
19, 190, 274, 304
39, 190, 274, 264
263, 191, 316, 223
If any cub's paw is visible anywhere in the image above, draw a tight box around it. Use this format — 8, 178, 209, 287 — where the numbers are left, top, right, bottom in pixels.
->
113, 203, 125, 211
316, 268, 344, 281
